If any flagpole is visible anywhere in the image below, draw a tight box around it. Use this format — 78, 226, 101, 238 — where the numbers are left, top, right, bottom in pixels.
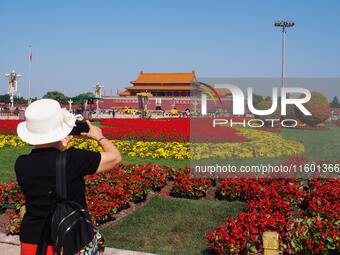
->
28, 46, 32, 104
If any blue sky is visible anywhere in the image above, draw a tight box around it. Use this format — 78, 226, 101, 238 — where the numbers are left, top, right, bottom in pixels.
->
0, 0, 339, 98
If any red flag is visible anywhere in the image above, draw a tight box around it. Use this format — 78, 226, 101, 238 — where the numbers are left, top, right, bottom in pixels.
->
29, 47, 32, 63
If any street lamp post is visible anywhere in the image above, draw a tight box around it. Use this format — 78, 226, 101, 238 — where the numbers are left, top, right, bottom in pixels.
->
5, 70, 22, 110
92, 83, 104, 118
274, 20, 295, 88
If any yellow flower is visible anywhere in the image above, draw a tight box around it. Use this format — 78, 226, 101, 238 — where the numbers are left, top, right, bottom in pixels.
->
0, 128, 304, 161
0, 135, 26, 148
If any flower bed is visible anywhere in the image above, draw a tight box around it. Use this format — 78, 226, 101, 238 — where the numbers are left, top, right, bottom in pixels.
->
189, 118, 248, 143
0, 118, 292, 143
67, 138, 190, 160
190, 129, 304, 160
0, 158, 338, 254
0, 181, 25, 210
100, 118, 189, 142
100, 118, 249, 143
85, 163, 168, 223
293, 122, 326, 130
0, 119, 304, 160
209, 177, 340, 254
0, 120, 22, 135
170, 168, 213, 199
0, 163, 213, 234
0, 135, 26, 149
0, 119, 248, 143
67, 130, 303, 160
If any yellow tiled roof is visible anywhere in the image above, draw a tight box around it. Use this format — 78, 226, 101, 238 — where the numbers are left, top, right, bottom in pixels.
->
131, 71, 196, 84
126, 85, 193, 91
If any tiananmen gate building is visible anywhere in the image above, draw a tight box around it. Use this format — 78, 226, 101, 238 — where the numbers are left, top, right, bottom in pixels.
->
99, 70, 235, 113
117, 71, 196, 97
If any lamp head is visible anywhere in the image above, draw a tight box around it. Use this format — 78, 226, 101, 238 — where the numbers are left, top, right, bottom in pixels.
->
274, 20, 295, 28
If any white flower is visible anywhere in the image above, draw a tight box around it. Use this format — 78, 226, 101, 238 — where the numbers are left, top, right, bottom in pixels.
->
61, 108, 83, 127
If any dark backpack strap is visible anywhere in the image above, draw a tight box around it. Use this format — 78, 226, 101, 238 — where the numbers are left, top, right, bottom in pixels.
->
36, 212, 53, 255
56, 151, 67, 200
36, 151, 67, 255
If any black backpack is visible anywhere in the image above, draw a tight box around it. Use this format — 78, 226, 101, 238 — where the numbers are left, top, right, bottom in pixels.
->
36, 152, 96, 255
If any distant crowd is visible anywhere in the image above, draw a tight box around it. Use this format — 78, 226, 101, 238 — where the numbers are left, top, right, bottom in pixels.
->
0, 102, 192, 119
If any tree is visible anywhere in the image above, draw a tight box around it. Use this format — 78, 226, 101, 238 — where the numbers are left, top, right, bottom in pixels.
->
0, 94, 28, 104
14, 96, 28, 104
296, 91, 331, 126
252, 94, 270, 106
42, 91, 69, 104
76, 92, 95, 98
0, 94, 9, 103
72, 92, 95, 104
330, 96, 340, 108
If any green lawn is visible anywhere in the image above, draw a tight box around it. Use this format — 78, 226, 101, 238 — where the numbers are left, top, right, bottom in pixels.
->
100, 196, 245, 255
0, 146, 32, 182
91, 120, 103, 127
281, 124, 340, 161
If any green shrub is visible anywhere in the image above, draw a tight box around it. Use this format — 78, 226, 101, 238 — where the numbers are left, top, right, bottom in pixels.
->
255, 99, 281, 126
295, 91, 330, 126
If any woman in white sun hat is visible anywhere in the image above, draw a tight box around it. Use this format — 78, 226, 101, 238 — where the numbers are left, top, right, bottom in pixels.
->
15, 99, 121, 255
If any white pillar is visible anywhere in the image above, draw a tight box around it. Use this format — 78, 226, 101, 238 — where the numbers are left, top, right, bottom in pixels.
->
96, 99, 99, 118
10, 95, 14, 110
201, 93, 207, 115
68, 99, 73, 111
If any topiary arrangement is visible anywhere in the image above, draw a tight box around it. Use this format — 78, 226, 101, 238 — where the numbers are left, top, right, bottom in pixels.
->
254, 99, 281, 127
295, 91, 330, 126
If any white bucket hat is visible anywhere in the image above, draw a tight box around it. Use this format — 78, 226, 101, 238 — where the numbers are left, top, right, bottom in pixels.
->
17, 99, 82, 145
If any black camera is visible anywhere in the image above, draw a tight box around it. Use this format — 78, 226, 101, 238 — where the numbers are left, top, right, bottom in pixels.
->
69, 120, 90, 135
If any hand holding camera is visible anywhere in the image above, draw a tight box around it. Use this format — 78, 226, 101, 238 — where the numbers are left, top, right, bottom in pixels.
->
79, 120, 105, 141
70, 120, 106, 142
